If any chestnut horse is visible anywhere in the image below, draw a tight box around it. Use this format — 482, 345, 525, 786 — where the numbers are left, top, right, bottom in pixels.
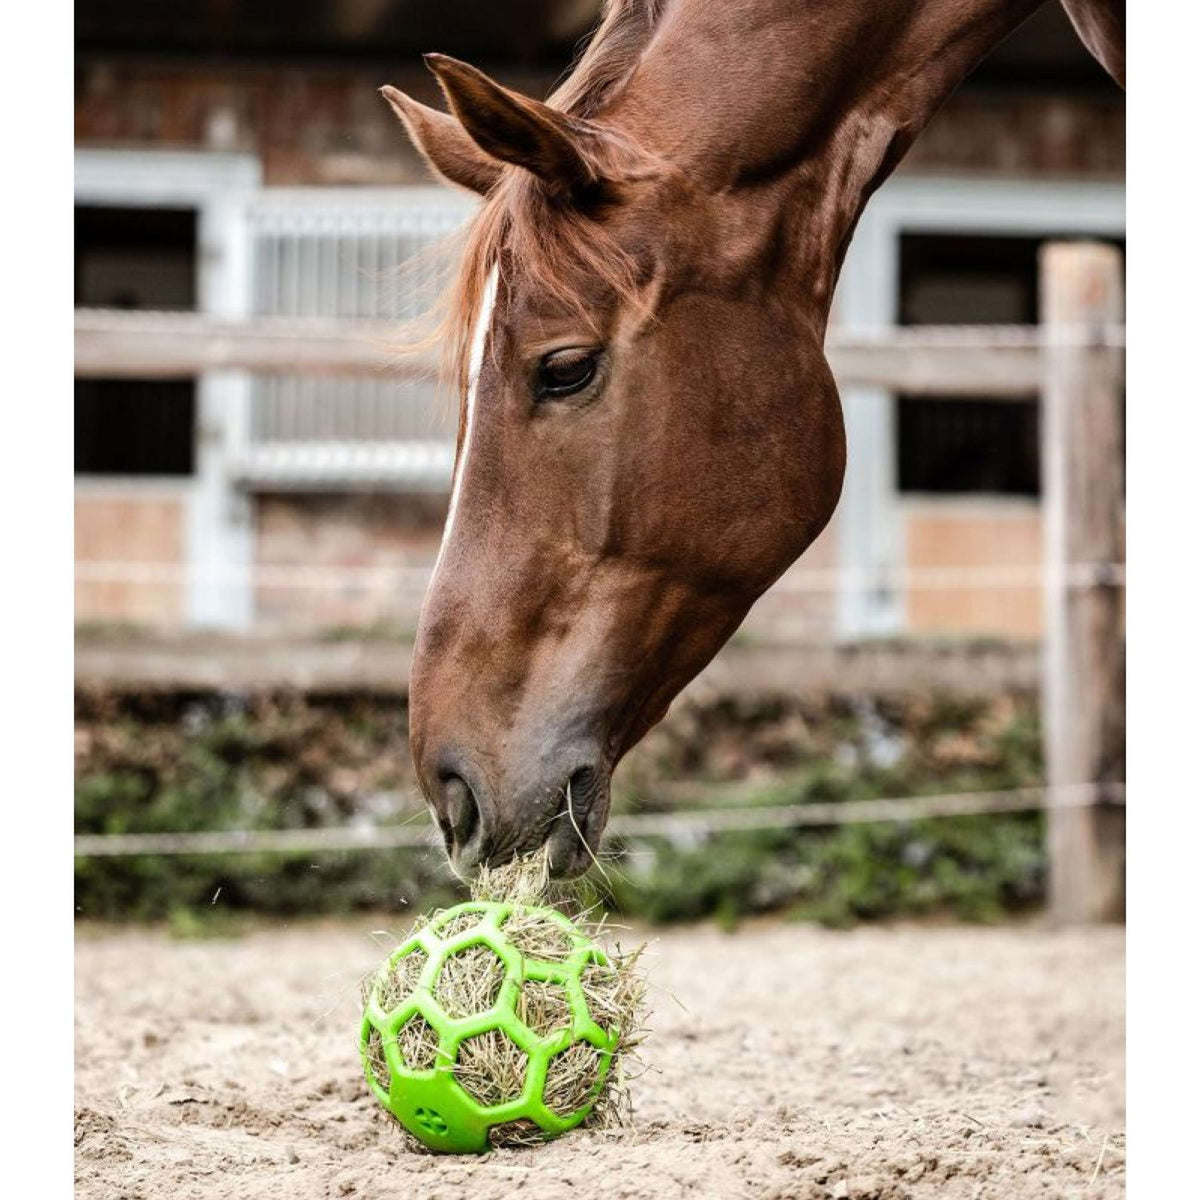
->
381, 0, 1125, 876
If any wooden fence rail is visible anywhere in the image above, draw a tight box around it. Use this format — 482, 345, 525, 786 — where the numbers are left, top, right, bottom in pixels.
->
74, 308, 1121, 396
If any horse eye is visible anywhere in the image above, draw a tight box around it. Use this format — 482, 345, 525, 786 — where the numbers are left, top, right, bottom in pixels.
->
534, 348, 600, 400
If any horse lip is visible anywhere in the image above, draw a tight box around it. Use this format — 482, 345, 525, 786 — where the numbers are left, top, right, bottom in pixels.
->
546, 765, 611, 877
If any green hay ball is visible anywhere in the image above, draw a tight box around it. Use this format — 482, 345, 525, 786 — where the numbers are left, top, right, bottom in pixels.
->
360, 899, 621, 1153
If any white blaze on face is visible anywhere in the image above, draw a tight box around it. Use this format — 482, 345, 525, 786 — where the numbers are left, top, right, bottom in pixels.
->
430, 265, 500, 586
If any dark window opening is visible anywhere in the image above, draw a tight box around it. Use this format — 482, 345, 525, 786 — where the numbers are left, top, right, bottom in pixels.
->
897, 231, 1123, 497
76, 205, 197, 311
75, 379, 196, 476
900, 233, 1045, 327
899, 398, 1039, 496
962, 3, 1121, 93
76, 205, 198, 476
74, 0, 615, 68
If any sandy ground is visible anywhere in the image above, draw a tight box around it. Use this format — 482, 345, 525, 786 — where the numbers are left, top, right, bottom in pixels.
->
75, 919, 1124, 1200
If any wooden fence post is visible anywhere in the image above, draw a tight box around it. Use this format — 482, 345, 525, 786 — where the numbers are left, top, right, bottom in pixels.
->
1040, 241, 1125, 923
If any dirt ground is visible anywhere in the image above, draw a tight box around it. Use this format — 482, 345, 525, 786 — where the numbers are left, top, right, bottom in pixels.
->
75, 919, 1124, 1200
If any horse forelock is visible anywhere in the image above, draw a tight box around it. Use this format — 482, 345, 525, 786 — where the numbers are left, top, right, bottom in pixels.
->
437, 0, 668, 438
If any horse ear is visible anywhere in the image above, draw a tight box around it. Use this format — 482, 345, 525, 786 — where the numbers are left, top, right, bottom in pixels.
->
379, 85, 503, 196
423, 53, 601, 193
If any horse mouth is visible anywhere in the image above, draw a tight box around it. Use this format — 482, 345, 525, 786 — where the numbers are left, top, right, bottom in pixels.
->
545, 765, 610, 878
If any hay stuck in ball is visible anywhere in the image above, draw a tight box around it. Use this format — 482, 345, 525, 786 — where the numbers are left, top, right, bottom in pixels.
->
360, 851, 647, 1153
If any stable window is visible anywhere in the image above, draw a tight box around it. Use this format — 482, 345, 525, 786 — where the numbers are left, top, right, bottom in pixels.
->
897, 233, 1041, 497
896, 231, 1124, 497
75, 205, 197, 476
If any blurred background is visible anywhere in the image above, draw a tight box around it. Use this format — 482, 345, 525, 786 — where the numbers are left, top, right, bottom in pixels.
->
74, 0, 1125, 931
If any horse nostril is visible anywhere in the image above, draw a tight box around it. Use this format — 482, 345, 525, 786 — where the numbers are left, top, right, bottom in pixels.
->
440, 773, 480, 855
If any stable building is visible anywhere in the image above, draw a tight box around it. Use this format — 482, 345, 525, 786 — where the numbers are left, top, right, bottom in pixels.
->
74, 0, 1124, 641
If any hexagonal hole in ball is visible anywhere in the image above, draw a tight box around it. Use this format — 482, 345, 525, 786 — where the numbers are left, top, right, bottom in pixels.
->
436, 911, 483, 939
396, 1013, 442, 1072
454, 1030, 529, 1108
375, 946, 428, 1014
543, 1042, 604, 1118
517, 980, 573, 1038
500, 909, 575, 963
434, 944, 507, 1018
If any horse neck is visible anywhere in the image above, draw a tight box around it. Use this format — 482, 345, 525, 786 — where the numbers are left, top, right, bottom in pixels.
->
605, 0, 1045, 320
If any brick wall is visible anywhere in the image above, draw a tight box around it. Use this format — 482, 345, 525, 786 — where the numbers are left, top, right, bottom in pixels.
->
75, 60, 558, 186
904, 500, 1043, 639
75, 486, 187, 626
76, 59, 1125, 186
254, 492, 446, 631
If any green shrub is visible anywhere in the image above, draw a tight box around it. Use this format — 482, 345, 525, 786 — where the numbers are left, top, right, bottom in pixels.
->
76, 686, 1047, 927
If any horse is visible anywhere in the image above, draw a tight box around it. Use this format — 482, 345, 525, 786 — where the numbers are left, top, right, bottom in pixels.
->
380, 0, 1125, 877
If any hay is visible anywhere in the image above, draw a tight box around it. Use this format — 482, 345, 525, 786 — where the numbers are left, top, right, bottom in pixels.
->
487, 1119, 547, 1149
581, 946, 648, 1040
364, 1026, 391, 1093
471, 850, 553, 907
365, 847, 647, 1150
572, 941, 648, 1133
434, 944, 506, 1017
396, 1013, 442, 1071
473, 850, 649, 1143
455, 1029, 528, 1107
501, 909, 575, 963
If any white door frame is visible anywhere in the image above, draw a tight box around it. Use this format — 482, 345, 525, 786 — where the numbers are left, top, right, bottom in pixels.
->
832, 173, 1125, 638
75, 149, 262, 629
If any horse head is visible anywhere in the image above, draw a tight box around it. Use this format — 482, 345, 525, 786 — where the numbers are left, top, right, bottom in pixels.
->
383, 0, 1123, 876
384, 42, 845, 876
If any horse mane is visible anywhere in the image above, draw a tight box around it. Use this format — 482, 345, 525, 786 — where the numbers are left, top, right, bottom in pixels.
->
440, 0, 667, 398
548, 0, 669, 118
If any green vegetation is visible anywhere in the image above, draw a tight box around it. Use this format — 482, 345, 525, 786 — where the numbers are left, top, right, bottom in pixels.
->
603, 693, 1045, 927
603, 814, 1044, 929
75, 687, 1046, 929
74, 689, 447, 923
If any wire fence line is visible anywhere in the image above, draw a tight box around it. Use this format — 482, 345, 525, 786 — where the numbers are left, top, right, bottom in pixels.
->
74, 559, 1126, 594
73, 782, 1123, 859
